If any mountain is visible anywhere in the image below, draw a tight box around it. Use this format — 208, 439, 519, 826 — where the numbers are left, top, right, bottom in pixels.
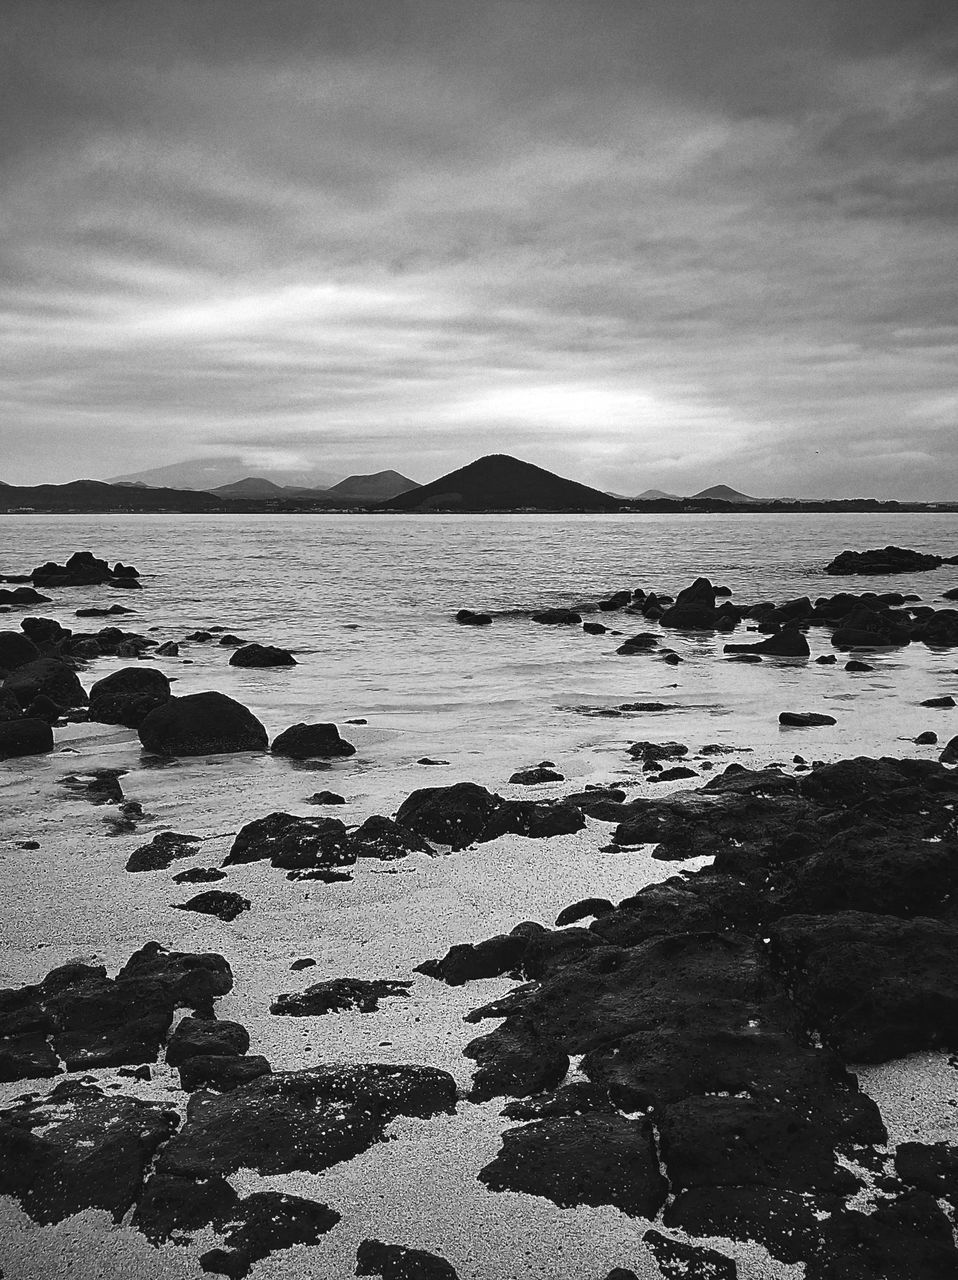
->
690, 484, 759, 502
0, 480, 225, 513
381, 454, 620, 512
326, 470, 419, 502
210, 477, 309, 498
109, 456, 337, 491
635, 488, 680, 500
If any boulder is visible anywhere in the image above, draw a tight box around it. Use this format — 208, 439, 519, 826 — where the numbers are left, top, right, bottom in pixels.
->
779, 712, 836, 727
0, 717, 53, 759
509, 766, 564, 784
825, 547, 945, 575
941, 735, 958, 765
225, 812, 353, 873
197, 1192, 339, 1279
350, 815, 430, 860
395, 782, 502, 850
0, 631, 41, 670
531, 609, 581, 625
173, 891, 251, 922
725, 629, 810, 657
178, 1055, 272, 1094
271, 722, 356, 758
2, 658, 87, 708
166, 1016, 250, 1067
229, 644, 296, 668
126, 831, 201, 872
138, 692, 268, 756
455, 609, 491, 626
89, 666, 171, 728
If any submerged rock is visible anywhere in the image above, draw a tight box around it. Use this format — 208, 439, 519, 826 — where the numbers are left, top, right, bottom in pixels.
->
229, 643, 296, 667
455, 609, 491, 626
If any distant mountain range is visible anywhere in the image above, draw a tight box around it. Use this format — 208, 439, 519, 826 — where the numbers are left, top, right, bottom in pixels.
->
110, 456, 339, 491
2, 455, 950, 513
112, 460, 419, 503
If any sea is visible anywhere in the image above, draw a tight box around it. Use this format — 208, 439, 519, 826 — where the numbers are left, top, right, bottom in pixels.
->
1, 511, 957, 1280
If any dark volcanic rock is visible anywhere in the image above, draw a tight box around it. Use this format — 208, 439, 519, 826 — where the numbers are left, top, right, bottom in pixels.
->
479, 1115, 667, 1217
508, 766, 564, 784
270, 978, 412, 1017
89, 666, 171, 727
116, 941, 234, 1008
199, 1192, 339, 1279
664, 1187, 824, 1265
173, 865, 226, 884
642, 1229, 737, 1280
166, 1015, 250, 1067
725, 628, 810, 657
0, 1081, 177, 1223
921, 694, 956, 708
225, 812, 354, 873
531, 608, 581, 624
808, 1191, 958, 1280
126, 831, 201, 872
271, 722, 356, 758
770, 911, 958, 1060
416, 931, 528, 986
308, 790, 346, 804
555, 897, 614, 927
2, 658, 87, 709
466, 1022, 569, 1102
350, 815, 431, 860
156, 1064, 456, 1178
825, 546, 945, 575
0, 716, 53, 759
229, 643, 296, 667
779, 711, 837, 727
395, 782, 502, 850
895, 1142, 958, 1209
174, 891, 251, 922
178, 1055, 272, 1094
942, 735, 958, 764
356, 1239, 459, 1279
455, 609, 491, 626
139, 691, 268, 756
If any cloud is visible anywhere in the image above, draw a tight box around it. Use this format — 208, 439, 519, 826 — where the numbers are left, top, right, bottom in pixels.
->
0, 0, 956, 495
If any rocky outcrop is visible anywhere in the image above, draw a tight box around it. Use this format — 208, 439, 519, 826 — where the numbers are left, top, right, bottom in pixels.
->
2, 658, 87, 709
138, 691, 268, 756
0, 716, 53, 759
229, 643, 296, 667
356, 1240, 459, 1279
825, 546, 951, 575
225, 812, 354, 878
270, 978, 411, 1016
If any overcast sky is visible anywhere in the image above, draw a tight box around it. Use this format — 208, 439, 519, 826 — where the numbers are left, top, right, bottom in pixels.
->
2, 0, 956, 496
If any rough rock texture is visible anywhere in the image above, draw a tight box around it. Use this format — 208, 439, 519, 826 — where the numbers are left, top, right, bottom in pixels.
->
825, 546, 946, 575
225, 812, 354, 876
126, 831, 201, 872
270, 978, 412, 1017
642, 1230, 737, 1280
479, 1115, 667, 1217
156, 1064, 456, 1178
350, 815, 431, 860
0, 1082, 178, 1223
166, 1016, 250, 1067
174, 891, 251, 922
394, 782, 583, 850
139, 692, 268, 756
2, 658, 87, 709
0, 716, 53, 759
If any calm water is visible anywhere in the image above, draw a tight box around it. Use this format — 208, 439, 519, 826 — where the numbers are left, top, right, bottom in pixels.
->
2, 512, 957, 774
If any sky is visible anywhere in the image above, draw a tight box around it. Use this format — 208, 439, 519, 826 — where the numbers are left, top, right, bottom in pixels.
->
2, 0, 957, 497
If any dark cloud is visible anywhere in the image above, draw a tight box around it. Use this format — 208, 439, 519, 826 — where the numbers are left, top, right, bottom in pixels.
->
1, 0, 956, 495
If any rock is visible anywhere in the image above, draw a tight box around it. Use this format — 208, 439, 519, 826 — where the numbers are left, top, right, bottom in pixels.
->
2, 658, 87, 709
198, 1191, 340, 1278
395, 782, 502, 850
59, 767, 125, 804
654, 765, 698, 782
825, 546, 945, 575
0, 717, 53, 759
658, 1095, 857, 1195
816, 654, 837, 664
291, 958, 316, 971
779, 712, 837, 727
583, 621, 607, 634
809, 1191, 958, 1279
845, 659, 873, 671
531, 608, 582, 624
154, 640, 179, 656
116, 941, 233, 1008
356, 1239, 459, 1279
0, 631, 41, 670
166, 1016, 250, 1067
179, 1055, 272, 1094
173, 866, 226, 884
75, 604, 133, 618
509, 766, 564, 784
455, 609, 491, 626
271, 722, 356, 758
915, 731, 938, 744
642, 1229, 737, 1280
229, 643, 296, 667
664, 1186, 823, 1265
616, 632, 659, 654
270, 978, 411, 1016
769, 911, 958, 1060
416, 932, 527, 986
126, 831, 201, 872
555, 897, 614, 927
479, 1115, 666, 1217
895, 1142, 958, 1209
628, 740, 689, 761
350, 815, 431, 860
88, 666, 171, 727
921, 695, 956, 708
139, 691, 268, 756
174, 891, 251, 922
941, 735, 958, 764
156, 1064, 456, 1178
725, 629, 810, 657
225, 812, 353, 873
308, 790, 346, 804
466, 1022, 569, 1102
0, 1081, 177, 1224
